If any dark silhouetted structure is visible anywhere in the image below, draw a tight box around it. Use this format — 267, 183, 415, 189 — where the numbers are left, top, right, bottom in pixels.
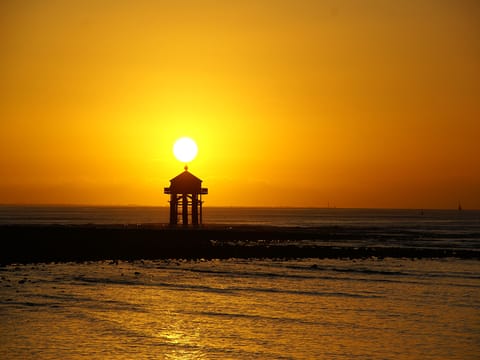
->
164, 166, 208, 226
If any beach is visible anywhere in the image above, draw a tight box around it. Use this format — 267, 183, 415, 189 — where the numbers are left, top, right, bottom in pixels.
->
1, 223, 478, 265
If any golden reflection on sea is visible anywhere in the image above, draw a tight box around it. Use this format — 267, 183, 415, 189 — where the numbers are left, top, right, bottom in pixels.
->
0, 259, 479, 359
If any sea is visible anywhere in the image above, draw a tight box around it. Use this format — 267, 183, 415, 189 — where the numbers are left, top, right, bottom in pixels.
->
1, 206, 479, 359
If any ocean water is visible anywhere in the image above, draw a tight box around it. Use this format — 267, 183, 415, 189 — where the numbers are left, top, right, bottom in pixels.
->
1, 258, 479, 359
1, 206, 479, 359
1, 205, 479, 229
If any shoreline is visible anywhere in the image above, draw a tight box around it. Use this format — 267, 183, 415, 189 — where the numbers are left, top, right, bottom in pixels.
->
1, 224, 478, 264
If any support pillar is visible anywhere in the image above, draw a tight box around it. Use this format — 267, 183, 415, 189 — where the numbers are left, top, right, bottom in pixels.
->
169, 194, 178, 225
192, 195, 199, 226
182, 194, 188, 226
200, 194, 203, 225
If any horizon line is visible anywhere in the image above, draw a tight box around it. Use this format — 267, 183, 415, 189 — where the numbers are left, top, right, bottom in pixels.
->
0, 203, 477, 211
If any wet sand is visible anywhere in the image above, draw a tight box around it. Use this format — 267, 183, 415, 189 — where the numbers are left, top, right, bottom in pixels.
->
1, 224, 478, 264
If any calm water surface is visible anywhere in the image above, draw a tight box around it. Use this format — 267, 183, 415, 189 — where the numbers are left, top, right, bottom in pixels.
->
1, 206, 479, 229
1, 258, 479, 359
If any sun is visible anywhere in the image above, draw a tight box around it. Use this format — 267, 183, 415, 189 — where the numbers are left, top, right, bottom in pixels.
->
173, 137, 198, 163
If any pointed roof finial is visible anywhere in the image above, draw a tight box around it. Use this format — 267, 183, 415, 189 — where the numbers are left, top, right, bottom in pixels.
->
184, 165, 189, 171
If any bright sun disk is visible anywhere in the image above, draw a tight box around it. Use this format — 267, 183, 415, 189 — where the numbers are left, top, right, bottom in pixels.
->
173, 137, 198, 163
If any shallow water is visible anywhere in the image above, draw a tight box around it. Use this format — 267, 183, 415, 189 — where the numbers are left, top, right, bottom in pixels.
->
1, 258, 479, 359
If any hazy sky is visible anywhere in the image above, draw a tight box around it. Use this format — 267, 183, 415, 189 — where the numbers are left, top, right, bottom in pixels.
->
1, 0, 479, 208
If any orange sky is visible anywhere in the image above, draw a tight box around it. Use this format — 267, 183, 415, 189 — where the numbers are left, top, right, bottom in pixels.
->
1, 1, 479, 209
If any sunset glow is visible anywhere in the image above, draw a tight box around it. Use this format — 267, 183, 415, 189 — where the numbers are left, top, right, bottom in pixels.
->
1, 1, 479, 208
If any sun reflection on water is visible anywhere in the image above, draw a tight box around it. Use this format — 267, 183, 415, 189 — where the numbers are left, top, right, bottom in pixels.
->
161, 323, 204, 360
